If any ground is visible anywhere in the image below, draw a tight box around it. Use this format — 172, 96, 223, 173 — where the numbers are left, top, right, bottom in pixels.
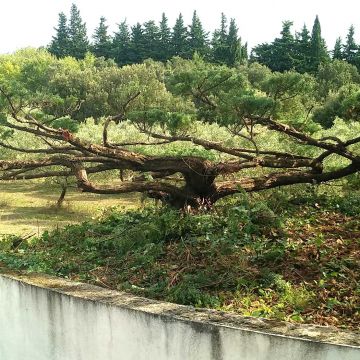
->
0, 182, 359, 331
0, 181, 139, 236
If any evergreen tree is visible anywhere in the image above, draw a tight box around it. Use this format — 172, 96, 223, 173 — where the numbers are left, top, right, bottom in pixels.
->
252, 21, 296, 72
68, 4, 89, 59
112, 20, 131, 66
171, 13, 189, 58
212, 13, 228, 64
309, 15, 329, 72
158, 13, 172, 61
239, 40, 248, 64
276, 20, 297, 71
344, 25, 358, 65
49, 12, 70, 58
129, 23, 147, 63
92, 17, 112, 59
188, 11, 209, 58
333, 37, 344, 60
295, 24, 312, 73
226, 18, 241, 66
143, 20, 161, 60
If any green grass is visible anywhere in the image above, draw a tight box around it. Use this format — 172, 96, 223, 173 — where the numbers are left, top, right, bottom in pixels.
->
0, 181, 139, 236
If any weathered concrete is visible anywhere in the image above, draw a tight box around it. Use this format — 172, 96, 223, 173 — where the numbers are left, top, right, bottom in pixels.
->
0, 271, 359, 360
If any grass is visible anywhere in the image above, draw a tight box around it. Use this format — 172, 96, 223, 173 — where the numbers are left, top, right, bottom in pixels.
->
0, 181, 139, 236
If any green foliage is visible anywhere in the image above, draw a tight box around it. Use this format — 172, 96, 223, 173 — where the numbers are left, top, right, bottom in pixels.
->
48, 12, 71, 58
68, 4, 89, 59
309, 15, 329, 73
1, 190, 359, 328
51, 116, 80, 133
171, 14, 189, 58
188, 11, 209, 59
92, 17, 112, 59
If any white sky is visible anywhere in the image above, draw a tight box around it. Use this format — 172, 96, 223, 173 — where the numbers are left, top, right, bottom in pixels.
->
0, 0, 359, 54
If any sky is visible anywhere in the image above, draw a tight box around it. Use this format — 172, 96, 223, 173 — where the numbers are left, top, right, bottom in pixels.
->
0, 0, 359, 54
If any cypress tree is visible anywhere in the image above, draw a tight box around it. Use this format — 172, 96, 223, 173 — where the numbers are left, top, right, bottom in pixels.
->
68, 4, 89, 59
188, 11, 209, 58
158, 13, 172, 61
309, 15, 329, 72
333, 37, 344, 60
226, 18, 241, 66
92, 17, 112, 59
171, 13, 189, 58
112, 20, 131, 66
49, 12, 70, 58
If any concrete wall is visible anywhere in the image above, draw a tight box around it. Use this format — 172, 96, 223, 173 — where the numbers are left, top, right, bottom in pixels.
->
0, 272, 359, 360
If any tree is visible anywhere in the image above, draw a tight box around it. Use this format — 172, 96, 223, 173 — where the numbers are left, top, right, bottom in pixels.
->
188, 11, 209, 58
295, 24, 312, 73
158, 13, 172, 62
309, 15, 329, 73
211, 13, 228, 64
68, 4, 89, 59
143, 20, 161, 60
316, 59, 360, 99
333, 37, 344, 60
171, 13, 189, 58
226, 18, 246, 67
92, 17, 112, 59
251, 21, 297, 72
1, 54, 359, 209
49, 12, 70, 58
129, 23, 147, 64
344, 25, 359, 67
112, 21, 131, 66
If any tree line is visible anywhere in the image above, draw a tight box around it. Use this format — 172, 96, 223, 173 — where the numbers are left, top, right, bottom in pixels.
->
251, 17, 360, 73
49, 4, 360, 73
49, 4, 247, 67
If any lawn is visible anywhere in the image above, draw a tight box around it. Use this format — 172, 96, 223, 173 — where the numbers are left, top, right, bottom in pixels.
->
0, 181, 139, 236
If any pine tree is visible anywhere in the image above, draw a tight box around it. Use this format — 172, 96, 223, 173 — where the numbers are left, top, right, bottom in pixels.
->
112, 20, 131, 66
212, 13, 228, 64
271, 21, 296, 71
295, 24, 312, 73
226, 18, 241, 66
344, 25, 358, 65
158, 13, 172, 61
251, 21, 297, 72
333, 37, 344, 60
92, 17, 112, 59
309, 15, 329, 73
49, 12, 70, 58
129, 23, 147, 63
68, 4, 89, 59
188, 11, 209, 58
143, 20, 161, 60
171, 13, 189, 58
